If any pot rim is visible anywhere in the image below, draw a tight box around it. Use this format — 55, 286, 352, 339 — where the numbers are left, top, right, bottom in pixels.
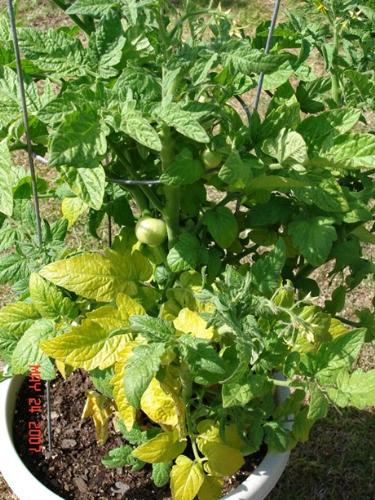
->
0, 375, 291, 500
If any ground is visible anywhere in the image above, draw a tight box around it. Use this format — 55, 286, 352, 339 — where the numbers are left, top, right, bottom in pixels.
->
0, 1, 374, 499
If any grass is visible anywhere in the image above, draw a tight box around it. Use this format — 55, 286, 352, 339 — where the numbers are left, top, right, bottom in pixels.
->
0, 1, 373, 500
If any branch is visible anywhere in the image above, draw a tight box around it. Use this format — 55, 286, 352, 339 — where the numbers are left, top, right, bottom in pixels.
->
49, 0, 94, 34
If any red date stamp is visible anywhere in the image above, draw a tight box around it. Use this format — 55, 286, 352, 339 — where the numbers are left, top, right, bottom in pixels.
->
27, 364, 43, 454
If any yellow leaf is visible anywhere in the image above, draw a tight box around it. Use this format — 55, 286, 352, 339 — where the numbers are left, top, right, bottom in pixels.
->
329, 318, 349, 337
199, 440, 244, 476
224, 424, 246, 450
197, 422, 244, 476
133, 430, 186, 463
55, 360, 73, 380
40, 253, 121, 303
116, 293, 145, 322
112, 343, 140, 430
86, 305, 125, 332
141, 378, 185, 433
198, 475, 223, 500
171, 456, 205, 500
40, 319, 130, 370
81, 391, 112, 445
173, 308, 214, 340
61, 197, 87, 228
106, 248, 152, 283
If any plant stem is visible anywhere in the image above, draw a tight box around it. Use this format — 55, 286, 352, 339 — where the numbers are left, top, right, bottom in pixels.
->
185, 403, 203, 464
267, 377, 291, 387
49, 0, 93, 34
334, 316, 360, 328
160, 126, 180, 247
331, 21, 341, 106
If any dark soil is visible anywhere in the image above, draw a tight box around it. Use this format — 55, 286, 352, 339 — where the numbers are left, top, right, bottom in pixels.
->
12, 371, 265, 499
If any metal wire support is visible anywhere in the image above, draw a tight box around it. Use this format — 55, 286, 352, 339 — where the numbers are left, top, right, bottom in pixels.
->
7, 0, 43, 246
253, 0, 282, 111
7, 0, 52, 454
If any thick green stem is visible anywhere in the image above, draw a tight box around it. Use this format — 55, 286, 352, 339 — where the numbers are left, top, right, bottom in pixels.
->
160, 126, 180, 248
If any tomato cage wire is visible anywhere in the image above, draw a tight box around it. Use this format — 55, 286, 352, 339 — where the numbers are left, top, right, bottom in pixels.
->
6, 0, 282, 453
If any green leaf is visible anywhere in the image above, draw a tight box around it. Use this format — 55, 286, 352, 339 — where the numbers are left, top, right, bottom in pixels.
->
49, 109, 109, 169
0, 66, 20, 128
179, 335, 226, 385
171, 456, 204, 500
218, 152, 252, 188
18, 28, 87, 77
102, 445, 135, 468
167, 233, 200, 273
0, 329, 20, 364
292, 407, 314, 442
159, 103, 209, 143
67, 0, 117, 16
0, 141, 13, 216
124, 343, 166, 408
129, 315, 175, 342
324, 286, 346, 315
288, 217, 337, 267
251, 239, 286, 297
326, 369, 375, 410
222, 373, 272, 408
262, 128, 307, 169
264, 421, 292, 452
247, 196, 293, 227
307, 383, 329, 421
202, 207, 238, 249
12, 319, 56, 380
0, 302, 40, 335
120, 109, 162, 151
90, 9, 125, 78
152, 462, 171, 487
160, 149, 204, 186
262, 61, 294, 90
0, 252, 30, 286
294, 178, 350, 213
297, 108, 361, 152
260, 97, 301, 141
325, 133, 375, 169
0, 225, 18, 252
62, 166, 106, 210
90, 366, 114, 398
225, 48, 291, 74
313, 329, 366, 382
29, 273, 77, 320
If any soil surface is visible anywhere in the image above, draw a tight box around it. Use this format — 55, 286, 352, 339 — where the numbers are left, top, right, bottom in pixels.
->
12, 371, 264, 499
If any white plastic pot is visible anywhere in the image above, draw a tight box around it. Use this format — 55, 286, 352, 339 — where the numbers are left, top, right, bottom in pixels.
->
0, 376, 291, 500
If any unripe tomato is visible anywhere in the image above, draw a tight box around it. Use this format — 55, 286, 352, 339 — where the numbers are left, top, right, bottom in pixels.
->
135, 218, 167, 247
201, 149, 222, 169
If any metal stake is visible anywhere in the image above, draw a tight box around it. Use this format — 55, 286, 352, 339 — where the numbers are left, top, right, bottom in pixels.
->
253, 0, 282, 111
7, 0, 52, 453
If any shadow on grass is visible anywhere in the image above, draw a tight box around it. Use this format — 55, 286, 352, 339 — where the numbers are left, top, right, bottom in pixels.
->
269, 407, 375, 499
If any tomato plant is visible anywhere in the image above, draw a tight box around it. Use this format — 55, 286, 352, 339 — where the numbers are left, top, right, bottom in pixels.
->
0, 1, 374, 499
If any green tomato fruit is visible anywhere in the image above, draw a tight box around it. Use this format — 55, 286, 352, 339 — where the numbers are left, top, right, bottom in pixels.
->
202, 149, 222, 169
135, 218, 167, 247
